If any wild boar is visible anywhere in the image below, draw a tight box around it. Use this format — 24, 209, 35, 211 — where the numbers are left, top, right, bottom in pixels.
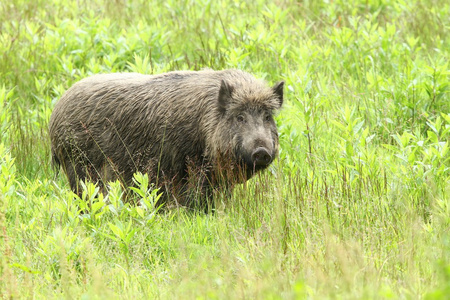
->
49, 69, 284, 209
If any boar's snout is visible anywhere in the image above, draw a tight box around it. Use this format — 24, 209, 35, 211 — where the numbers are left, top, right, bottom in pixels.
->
251, 147, 272, 167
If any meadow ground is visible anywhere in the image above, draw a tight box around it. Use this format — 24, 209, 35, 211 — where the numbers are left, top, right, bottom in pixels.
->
0, 0, 449, 298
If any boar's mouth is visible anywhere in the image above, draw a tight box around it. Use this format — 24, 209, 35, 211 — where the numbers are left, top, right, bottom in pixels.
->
235, 147, 273, 177
251, 147, 272, 167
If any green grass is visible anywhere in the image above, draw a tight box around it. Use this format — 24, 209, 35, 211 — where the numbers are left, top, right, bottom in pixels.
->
1, 0, 449, 298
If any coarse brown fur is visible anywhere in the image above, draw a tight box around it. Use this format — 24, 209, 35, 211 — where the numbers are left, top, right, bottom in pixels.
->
49, 69, 284, 209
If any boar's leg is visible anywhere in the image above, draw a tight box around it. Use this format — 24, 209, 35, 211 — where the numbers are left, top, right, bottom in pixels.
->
60, 157, 86, 198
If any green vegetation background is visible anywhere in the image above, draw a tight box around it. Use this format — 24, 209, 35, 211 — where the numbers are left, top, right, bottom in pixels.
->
0, 0, 449, 298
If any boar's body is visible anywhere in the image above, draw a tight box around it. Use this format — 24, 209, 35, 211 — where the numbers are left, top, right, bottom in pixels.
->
49, 69, 283, 207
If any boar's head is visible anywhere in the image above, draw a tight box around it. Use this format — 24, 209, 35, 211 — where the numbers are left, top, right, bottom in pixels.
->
212, 78, 284, 181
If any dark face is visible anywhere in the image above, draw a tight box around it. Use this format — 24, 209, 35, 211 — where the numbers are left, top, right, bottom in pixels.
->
228, 107, 279, 175
216, 79, 284, 178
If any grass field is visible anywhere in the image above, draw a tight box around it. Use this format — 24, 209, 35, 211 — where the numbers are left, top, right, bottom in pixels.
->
1, 0, 449, 298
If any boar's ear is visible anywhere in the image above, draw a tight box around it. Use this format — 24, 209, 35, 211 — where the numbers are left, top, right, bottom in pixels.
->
272, 81, 284, 108
218, 80, 234, 114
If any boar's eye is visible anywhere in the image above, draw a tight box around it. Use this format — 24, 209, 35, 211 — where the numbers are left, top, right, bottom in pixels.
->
265, 114, 271, 122
236, 115, 245, 123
